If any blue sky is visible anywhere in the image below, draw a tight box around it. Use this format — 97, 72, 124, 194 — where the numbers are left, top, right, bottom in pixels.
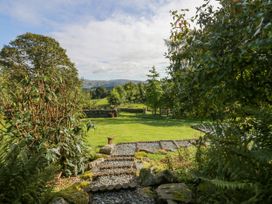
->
0, 0, 218, 80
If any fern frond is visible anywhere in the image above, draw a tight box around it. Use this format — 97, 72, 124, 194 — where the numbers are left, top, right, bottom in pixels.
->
200, 177, 254, 190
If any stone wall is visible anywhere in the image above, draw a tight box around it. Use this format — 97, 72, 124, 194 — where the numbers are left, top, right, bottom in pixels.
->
83, 109, 118, 118
119, 108, 146, 114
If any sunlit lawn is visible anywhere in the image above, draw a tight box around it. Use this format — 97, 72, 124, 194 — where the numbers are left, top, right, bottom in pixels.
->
90, 98, 147, 109
85, 112, 203, 149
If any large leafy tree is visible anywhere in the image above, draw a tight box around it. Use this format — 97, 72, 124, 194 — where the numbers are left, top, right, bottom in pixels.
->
167, 0, 272, 203
0, 33, 89, 176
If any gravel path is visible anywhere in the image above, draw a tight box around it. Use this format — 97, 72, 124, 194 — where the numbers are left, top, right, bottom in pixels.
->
91, 189, 156, 204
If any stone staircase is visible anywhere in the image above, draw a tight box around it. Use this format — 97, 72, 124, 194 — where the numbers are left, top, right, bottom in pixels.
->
89, 155, 138, 192
88, 139, 196, 203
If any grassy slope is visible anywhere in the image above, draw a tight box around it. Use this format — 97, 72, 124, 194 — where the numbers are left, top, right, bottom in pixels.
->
90, 98, 109, 108
90, 98, 147, 109
85, 113, 203, 149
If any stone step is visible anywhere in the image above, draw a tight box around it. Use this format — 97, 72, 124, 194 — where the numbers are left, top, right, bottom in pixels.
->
99, 163, 136, 170
99, 160, 135, 169
104, 157, 134, 162
93, 169, 136, 178
90, 175, 138, 192
160, 140, 178, 151
91, 189, 156, 204
111, 154, 135, 158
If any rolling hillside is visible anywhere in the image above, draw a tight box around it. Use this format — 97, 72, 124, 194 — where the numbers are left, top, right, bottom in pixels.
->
82, 79, 143, 89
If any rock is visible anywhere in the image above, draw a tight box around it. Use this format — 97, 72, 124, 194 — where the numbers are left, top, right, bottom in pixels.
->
139, 168, 161, 186
137, 187, 157, 198
49, 197, 69, 204
157, 169, 179, 183
87, 158, 105, 170
167, 200, 178, 204
156, 183, 192, 203
139, 169, 179, 187
99, 144, 115, 155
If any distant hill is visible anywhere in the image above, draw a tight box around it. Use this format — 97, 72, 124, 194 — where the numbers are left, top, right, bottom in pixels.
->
82, 79, 143, 89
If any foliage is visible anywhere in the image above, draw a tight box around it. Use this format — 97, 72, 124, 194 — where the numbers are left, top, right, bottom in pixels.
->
0, 137, 57, 203
90, 86, 109, 99
167, 0, 272, 119
194, 119, 272, 203
146, 66, 163, 115
107, 82, 146, 106
107, 87, 123, 106
0, 33, 89, 176
159, 78, 175, 115
48, 182, 89, 204
167, 1, 272, 202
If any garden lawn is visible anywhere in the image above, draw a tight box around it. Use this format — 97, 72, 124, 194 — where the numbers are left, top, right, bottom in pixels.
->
85, 113, 203, 149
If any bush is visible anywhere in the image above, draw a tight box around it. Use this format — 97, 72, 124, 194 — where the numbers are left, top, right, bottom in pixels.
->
0, 139, 57, 203
0, 33, 89, 176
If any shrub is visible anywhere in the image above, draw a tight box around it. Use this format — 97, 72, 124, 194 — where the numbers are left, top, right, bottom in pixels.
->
0, 33, 89, 176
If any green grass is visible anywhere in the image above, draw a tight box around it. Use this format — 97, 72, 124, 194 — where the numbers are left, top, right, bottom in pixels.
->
90, 98, 109, 108
118, 103, 147, 109
89, 98, 147, 109
85, 112, 203, 149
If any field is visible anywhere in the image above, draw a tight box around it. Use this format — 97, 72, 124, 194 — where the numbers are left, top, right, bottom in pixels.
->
85, 112, 203, 149
89, 98, 147, 109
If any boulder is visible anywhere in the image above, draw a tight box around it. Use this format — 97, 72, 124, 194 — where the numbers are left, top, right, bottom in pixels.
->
156, 183, 192, 203
99, 144, 115, 155
139, 169, 179, 186
139, 168, 161, 186
157, 169, 179, 183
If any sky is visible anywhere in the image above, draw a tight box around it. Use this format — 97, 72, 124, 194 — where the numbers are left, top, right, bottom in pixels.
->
0, 0, 219, 80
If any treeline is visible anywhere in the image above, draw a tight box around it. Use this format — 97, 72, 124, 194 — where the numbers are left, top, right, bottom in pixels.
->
107, 82, 146, 106
106, 69, 174, 116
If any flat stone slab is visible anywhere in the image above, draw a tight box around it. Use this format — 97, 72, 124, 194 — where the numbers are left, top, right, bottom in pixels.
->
110, 139, 196, 156
137, 142, 161, 153
160, 141, 177, 151
112, 143, 136, 156
175, 140, 191, 147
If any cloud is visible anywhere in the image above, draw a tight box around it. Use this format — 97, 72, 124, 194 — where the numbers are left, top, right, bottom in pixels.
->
1, 0, 220, 80
52, 0, 218, 80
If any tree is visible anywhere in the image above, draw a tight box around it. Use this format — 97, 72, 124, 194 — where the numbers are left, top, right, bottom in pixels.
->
0, 33, 89, 176
91, 86, 109, 99
136, 83, 146, 103
160, 78, 174, 116
167, 0, 272, 203
123, 82, 138, 103
107, 88, 122, 107
146, 66, 163, 115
